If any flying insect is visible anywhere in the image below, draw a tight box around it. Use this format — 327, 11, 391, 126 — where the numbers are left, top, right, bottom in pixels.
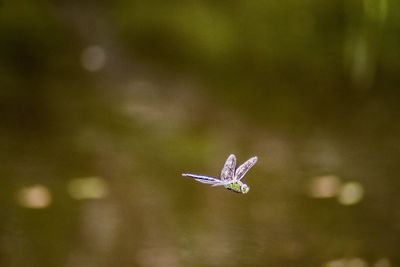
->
182, 154, 258, 194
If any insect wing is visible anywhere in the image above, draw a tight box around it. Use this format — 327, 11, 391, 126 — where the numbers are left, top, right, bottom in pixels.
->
220, 154, 236, 181
182, 173, 222, 185
234, 156, 258, 181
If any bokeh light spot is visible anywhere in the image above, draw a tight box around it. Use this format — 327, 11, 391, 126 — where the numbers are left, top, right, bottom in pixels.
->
17, 184, 52, 209
309, 175, 341, 198
347, 258, 368, 267
323, 258, 368, 267
374, 258, 391, 267
67, 177, 109, 200
80, 45, 106, 72
324, 258, 347, 267
337, 182, 364, 205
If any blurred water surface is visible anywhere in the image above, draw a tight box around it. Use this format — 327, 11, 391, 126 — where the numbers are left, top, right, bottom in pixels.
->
1, 1, 400, 267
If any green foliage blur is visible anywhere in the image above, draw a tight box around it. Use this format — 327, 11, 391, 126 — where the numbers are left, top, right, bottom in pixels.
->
1, 1, 400, 267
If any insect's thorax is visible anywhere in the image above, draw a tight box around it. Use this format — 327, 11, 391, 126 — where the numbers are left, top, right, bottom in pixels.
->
224, 181, 243, 193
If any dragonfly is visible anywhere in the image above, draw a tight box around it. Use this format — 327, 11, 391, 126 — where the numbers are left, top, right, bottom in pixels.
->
182, 154, 258, 194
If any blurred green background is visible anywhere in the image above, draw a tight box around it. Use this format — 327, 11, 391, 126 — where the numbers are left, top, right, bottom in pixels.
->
1, 1, 400, 267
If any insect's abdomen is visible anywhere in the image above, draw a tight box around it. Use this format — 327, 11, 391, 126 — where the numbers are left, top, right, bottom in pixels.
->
225, 183, 241, 193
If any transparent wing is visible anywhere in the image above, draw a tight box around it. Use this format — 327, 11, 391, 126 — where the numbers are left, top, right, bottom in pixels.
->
220, 154, 236, 181
182, 173, 222, 185
234, 156, 258, 181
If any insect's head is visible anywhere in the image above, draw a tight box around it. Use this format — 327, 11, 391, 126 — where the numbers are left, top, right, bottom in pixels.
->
240, 183, 250, 194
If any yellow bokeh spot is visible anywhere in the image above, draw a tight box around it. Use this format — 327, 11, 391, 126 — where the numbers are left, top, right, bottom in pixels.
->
80, 45, 106, 72
309, 175, 341, 198
374, 258, 391, 267
17, 184, 52, 209
337, 182, 364, 205
323, 258, 368, 267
